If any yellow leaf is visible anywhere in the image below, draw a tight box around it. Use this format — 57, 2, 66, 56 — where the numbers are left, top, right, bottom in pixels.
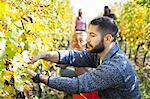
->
0, 1, 11, 19
143, 45, 148, 51
29, 22, 43, 33
42, 60, 49, 70
7, 10, 19, 20
23, 84, 32, 92
3, 71, 13, 81
27, 64, 37, 71
4, 85, 15, 95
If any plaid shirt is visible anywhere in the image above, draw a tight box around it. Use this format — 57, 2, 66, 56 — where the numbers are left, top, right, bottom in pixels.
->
48, 42, 141, 99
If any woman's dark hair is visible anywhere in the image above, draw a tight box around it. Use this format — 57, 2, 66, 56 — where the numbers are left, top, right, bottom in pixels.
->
78, 8, 82, 17
90, 16, 119, 41
104, 6, 111, 16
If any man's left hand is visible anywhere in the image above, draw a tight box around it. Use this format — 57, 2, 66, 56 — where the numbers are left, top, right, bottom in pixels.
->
28, 69, 41, 83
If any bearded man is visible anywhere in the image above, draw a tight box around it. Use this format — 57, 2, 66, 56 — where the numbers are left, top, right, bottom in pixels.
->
28, 16, 141, 99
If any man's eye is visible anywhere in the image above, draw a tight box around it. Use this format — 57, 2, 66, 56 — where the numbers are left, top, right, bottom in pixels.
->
90, 35, 95, 37
88, 32, 95, 37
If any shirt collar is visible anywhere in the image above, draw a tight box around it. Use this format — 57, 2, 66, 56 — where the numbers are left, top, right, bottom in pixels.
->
103, 42, 119, 61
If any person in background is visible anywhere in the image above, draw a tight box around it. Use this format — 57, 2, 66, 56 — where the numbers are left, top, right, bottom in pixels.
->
103, 6, 116, 20
74, 8, 87, 50
72, 8, 89, 76
59, 8, 88, 79
28, 16, 141, 98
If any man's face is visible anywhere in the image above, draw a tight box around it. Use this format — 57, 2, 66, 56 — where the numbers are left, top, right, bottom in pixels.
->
86, 25, 105, 53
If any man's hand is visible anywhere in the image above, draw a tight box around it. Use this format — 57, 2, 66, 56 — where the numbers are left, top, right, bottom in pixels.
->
28, 54, 42, 64
28, 69, 37, 77
28, 69, 49, 85
28, 69, 41, 83
28, 51, 59, 64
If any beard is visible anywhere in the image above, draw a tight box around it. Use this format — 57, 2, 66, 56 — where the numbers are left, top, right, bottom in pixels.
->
86, 39, 105, 53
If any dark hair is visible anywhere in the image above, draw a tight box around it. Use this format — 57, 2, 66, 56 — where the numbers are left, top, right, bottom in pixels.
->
78, 8, 82, 17
104, 6, 109, 9
90, 16, 119, 41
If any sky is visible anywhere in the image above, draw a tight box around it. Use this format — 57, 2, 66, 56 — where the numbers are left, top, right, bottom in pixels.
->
70, 0, 125, 22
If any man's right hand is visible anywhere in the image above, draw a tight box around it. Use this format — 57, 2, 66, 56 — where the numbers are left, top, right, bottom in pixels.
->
28, 53, 43, 64
28, 51, 59, 64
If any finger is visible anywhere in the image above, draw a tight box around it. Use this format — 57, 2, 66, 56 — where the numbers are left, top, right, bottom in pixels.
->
29, 56, 33, 60
28, 69, 36, 77
28, 57, 37, 64
28, 60, 34, 64
27, 69, 33, 74
27, 56, 33, 64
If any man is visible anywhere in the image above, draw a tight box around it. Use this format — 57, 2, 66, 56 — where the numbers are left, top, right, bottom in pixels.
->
28, 16, 141, 98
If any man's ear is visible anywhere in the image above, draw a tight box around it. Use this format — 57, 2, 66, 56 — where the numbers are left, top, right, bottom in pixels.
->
104, 34, 113, 43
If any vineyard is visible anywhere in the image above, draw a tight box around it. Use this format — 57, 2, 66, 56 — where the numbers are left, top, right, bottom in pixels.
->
0, 0, 149, 99
0, 0, 73, 98
117, 0, 150, 98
